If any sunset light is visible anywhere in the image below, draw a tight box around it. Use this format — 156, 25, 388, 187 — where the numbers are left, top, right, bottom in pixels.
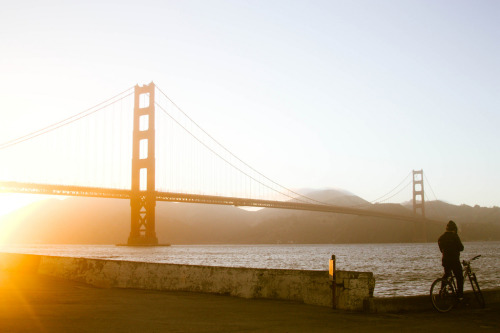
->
0, 1, 499, 330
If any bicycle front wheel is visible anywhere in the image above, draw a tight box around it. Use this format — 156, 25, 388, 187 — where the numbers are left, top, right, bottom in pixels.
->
430, 278, 456, 312
469, 273, 485, 308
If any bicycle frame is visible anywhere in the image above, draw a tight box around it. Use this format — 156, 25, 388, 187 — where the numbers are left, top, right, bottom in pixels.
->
444, 255, 480, 292
431, 255, 484, 312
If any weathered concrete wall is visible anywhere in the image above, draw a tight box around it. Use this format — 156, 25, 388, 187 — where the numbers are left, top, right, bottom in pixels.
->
335, 270, 375, 310
0, 252, 374, 311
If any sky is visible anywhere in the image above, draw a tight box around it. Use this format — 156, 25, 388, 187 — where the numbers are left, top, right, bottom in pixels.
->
0, 0, 499, 210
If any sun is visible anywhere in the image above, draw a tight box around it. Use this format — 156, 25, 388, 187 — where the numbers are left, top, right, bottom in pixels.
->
0, 194, 46, 218
0, 193, 50, 244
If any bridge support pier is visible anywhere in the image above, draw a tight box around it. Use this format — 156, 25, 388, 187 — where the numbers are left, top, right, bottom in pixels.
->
128, 82, 158, 245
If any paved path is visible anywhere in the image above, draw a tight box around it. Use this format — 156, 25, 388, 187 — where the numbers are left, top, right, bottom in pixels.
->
1, 272, 499, 332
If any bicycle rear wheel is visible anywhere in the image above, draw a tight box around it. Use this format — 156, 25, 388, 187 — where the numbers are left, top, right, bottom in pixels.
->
430, 278, 456, 312
469, 273, 485, 308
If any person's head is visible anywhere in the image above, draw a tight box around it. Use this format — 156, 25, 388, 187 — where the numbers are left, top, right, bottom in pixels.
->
446, 220, 458, 233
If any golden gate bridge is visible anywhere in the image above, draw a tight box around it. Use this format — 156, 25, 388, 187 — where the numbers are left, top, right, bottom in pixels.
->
0, 82, 433, 245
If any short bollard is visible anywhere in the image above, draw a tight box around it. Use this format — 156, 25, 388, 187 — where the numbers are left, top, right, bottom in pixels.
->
329, 254, 336, 309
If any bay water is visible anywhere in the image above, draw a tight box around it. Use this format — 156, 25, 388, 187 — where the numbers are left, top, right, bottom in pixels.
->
1, 241, 498, 297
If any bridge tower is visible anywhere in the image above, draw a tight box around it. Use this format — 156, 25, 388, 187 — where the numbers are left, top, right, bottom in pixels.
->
128, 82, 158, 245
412, 169, 426, 242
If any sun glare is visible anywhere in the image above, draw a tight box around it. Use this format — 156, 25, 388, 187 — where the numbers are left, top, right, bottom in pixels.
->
0, 194, 55, 244
0, 194, 45, 217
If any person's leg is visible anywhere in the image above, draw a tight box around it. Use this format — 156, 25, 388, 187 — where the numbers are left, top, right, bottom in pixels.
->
452, 262, 464, 298
442, 266, 451, 279
441, 266, 452, 290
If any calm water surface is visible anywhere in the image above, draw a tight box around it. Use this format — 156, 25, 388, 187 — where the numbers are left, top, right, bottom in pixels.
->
1, 242, 499, 297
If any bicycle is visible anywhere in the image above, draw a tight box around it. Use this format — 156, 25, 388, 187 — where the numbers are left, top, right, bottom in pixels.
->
430, 255, 485, 312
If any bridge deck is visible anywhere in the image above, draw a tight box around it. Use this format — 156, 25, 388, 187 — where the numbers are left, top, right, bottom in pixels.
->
0, 181, 431, 223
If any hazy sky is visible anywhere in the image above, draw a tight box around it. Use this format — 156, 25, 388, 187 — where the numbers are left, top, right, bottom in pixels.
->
1, 0, 499, 207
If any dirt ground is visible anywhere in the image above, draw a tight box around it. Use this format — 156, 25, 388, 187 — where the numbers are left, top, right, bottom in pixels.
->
1, 271, 498, 332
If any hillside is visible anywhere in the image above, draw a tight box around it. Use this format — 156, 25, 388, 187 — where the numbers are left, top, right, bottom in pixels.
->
1, 189, 499, 244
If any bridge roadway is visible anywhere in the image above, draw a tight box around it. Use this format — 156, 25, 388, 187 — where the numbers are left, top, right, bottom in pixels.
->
0, 181, 433, 224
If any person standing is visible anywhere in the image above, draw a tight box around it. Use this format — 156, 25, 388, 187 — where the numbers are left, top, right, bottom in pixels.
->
438, 220, 465, 300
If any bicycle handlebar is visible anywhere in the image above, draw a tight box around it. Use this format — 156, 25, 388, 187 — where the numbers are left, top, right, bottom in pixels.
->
462, 255, 481, 267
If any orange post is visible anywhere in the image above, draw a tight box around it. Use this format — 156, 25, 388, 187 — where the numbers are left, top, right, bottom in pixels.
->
329, 254, 336, 309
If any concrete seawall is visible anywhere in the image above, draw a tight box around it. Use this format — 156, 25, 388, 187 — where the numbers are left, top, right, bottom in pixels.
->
0, 253, 374, 311
3, 252, 498, 312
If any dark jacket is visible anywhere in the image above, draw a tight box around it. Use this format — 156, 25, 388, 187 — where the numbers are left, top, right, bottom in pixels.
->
438, 231, 464, 266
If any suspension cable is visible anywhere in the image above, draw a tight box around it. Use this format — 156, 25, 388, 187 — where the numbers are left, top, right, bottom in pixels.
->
368, 171, 413, 203
0, 87, 134, 150
155, 85, 331, 206
424, 173, 439, 202
155, 102, 323, 205
378, 180, 413, 203
346, 171, 413, 208
423, 173, 443, 217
